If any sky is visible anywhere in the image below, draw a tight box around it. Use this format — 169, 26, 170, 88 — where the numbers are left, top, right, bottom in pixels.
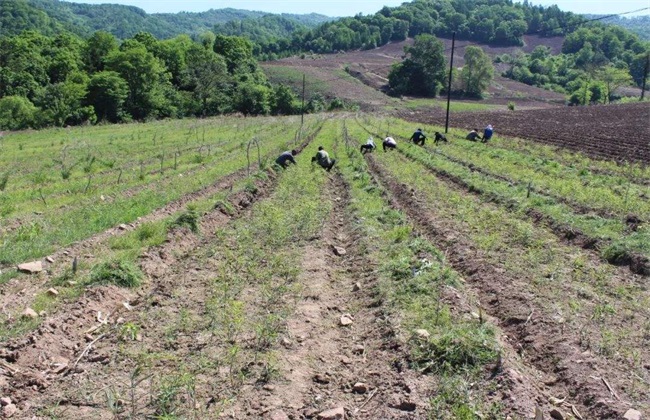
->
62, 0, 650, 17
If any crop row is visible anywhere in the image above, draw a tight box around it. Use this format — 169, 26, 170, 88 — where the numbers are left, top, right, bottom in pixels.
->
0, 116, 324, 267
351, 120, 649, 416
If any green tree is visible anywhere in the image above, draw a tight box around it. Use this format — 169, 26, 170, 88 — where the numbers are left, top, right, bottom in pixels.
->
271, 84, 297, 115
86, 71, 129, 122
388, 34, 446, 97
36, 74, 95, 126
0, 96, 37, 130
596, 66, 633, 103
183, 46, 231, 116
84, 31, 118, 73
461, 46, 494, 96
105, 43, 173, 120
234, 82, 271, 115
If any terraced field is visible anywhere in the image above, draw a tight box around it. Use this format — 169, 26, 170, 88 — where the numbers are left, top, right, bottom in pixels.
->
0, 111, 648, 419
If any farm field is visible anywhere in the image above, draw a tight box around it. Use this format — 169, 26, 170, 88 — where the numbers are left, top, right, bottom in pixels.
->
0, 110, 649, 419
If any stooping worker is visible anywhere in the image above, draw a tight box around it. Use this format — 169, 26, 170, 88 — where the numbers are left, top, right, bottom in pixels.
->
409, 128, 426, 146
482, 124, 494, 143
275, 149, 297, 168
312, 146, 336, 172
466, 129, 482, 142
360, 137, 376, 154
382, 136, 397, 152
433, 132, 448, 144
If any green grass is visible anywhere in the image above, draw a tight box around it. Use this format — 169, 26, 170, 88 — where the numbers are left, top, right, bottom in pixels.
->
0, 115, 323, 265
400, 98, 499, 112
89, 259, 143, 288
335, 119, 502, 417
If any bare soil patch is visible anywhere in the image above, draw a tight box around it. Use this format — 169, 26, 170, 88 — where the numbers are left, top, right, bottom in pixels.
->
398, 102, 650, 163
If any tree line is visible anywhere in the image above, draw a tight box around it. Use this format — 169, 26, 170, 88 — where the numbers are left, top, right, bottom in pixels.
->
501, 24, 649, 104
0, 30, 320, 130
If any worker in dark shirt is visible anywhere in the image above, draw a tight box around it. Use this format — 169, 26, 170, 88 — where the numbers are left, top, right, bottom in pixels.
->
466, 129, 482, 142
275, 149, 297, 168
410, 128, 426, 146
434, 132, 448, 144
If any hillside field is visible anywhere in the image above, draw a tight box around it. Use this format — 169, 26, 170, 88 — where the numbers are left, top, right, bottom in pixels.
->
0, 103, 648, 419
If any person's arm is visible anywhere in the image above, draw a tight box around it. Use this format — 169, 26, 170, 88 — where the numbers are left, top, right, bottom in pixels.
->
289, 155, 296, 165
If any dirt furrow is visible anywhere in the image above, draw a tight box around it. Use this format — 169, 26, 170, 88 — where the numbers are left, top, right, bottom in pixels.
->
0, 162, 286, 418
230, 173, 434, 419
0, 125, 324, 326
364, 153, 643, 419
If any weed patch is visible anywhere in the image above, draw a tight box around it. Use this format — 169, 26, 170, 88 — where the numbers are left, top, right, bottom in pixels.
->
89, 259, 143, 288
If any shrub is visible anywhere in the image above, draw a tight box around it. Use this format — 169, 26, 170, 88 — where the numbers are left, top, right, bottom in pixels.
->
90, 259, 143, 288
172, 205, 200, 233
507, 102, 515, 111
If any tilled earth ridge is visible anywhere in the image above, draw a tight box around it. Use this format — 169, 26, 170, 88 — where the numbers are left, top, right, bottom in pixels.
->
231, 173, 435, 419
0, 159, 286, 418
0, 123, 324, 344
364, 152, 647, 419
354, 118, 649, 275
396, 102, 650, 163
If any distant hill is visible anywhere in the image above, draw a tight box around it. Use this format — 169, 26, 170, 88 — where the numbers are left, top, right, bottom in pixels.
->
583, 14, 650, 40
0, 0, 332, 39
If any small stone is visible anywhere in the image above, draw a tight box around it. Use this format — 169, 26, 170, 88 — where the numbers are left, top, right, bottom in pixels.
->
46, 256, 54, 263
549, 409, 564, 420
623, 409, 642, 420
269, 410, 289, 420
67, 281, 77, 286
340, 356, 352, 365
352, 382, 368, 394
22, 308, 38, 319
317, 407, 345, 420
85, 333, 95, 342
393, 400, 416, 412
118, 224, 128, 230
3, 403, 17, 418
280, 337, 292, 348
135, 334, 142, 342
352, 282, 361, 292
100, 195, 105, 201
47, 288, 59, 296
17, 261, 43, 274
340, 314, 354, 326
314, 374, 330, 384
263, 384, 275, 391
333, 246, 347, 256
352, 345, 364, 355
122, 302, 133, 311
0, 397, 11, 406
52, 363, 68, 374
415, 329, 430, 339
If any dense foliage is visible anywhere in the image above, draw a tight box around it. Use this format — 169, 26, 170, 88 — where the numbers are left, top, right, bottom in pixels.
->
251, 0, 590, 57
388, 34, 447, 97
0, 30, 303, 129
501, 23, 649, 104
588, 15, 650, 41
0, 0, 330, 40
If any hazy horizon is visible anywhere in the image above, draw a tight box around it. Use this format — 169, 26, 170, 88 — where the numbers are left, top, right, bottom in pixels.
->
61, 0, 650, 17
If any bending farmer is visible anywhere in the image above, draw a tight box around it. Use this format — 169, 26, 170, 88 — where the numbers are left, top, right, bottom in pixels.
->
275, 149, 297, 168
410, 128, 427, 146
360, 137, 377, 154
383, 136, 397, 152
312, 146, 336, 172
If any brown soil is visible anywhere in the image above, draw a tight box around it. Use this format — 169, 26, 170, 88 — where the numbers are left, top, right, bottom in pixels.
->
363, 152, 649, 419
397, 102, 650, 163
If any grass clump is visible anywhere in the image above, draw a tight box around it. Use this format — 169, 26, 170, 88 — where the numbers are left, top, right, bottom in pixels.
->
89, 259, 143, 288
172, 205, 200, 233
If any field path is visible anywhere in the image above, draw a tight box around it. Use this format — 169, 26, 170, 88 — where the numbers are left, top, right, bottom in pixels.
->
230, 173, 433, 419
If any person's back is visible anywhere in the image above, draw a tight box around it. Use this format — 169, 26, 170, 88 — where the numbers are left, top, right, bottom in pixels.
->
276, 150, 297, 168
434, 132, 447, 144
466, 129, 481, 141
313, 146, 336, 171
482, 125, 493, 142
383, 136, 397, 152
410, 129, 426, 145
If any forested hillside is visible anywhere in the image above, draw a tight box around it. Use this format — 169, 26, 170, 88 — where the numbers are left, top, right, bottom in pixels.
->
587, 15, 650, 41
0, 0, 330, 39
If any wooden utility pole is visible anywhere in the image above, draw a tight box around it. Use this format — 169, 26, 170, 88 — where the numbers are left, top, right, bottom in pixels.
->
301, 74, 306, 127
445, 32, 456, 134
641, 53, 649, 101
